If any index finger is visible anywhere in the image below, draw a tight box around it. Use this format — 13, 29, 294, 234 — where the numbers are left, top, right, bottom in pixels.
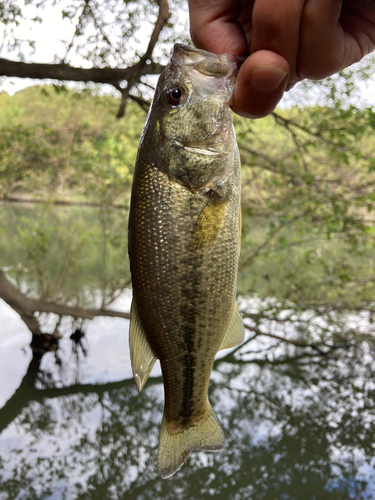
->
250, 0, 305, 84
188, 0, 248, 55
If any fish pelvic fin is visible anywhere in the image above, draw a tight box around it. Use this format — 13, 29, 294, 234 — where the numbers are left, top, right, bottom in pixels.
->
157, 403, 225, 479
219, 306, 245, 351
129, 298, 157, 393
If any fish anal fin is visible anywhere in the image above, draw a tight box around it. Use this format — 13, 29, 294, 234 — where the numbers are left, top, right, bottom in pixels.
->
129, 298, 157, 393
219, 306, 245, 351
192, 191, 228, 252
158, 403, 225, 479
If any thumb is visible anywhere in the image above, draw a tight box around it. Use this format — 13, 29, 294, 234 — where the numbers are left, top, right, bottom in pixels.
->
232, 50, 290, 119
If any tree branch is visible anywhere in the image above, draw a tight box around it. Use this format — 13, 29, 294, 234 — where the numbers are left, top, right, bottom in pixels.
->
0, 359, 135, 434
115, 0, 171, 118
0, 270, 43, 335
0, 58, 165, 86
0, 270, 130, 337
141, 0, 171, 65
127, 93, 150, 112
240, 211, 309, 266
0, 0, 171, 118
61, 2, 89, 64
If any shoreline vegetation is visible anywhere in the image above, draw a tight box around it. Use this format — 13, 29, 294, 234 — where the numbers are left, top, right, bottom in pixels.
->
0, 86, 142, 207
1, 194, 102, 207
0, 194, 129, 208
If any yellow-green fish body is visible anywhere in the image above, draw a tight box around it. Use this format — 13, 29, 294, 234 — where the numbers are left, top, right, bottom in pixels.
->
128, 44, 244, 478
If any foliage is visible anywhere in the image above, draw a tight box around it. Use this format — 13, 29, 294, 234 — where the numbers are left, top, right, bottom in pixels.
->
1, 81, 375, 333
0, 203, 130, 308
235, 100, 375, 329
0, 0, 188, 65
0, 86, 144, 203
0, 0, 189, 114
1, 53, 375, 354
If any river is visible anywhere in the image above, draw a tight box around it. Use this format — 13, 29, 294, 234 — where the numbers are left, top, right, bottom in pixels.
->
1, 202, 375, 500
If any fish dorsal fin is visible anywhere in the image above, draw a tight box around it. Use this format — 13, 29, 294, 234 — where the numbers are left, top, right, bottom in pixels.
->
129, 299, 157, 393
219, 306, 245, 351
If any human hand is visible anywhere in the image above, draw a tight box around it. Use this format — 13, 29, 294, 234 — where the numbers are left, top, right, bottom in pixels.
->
188, 0, 375, 118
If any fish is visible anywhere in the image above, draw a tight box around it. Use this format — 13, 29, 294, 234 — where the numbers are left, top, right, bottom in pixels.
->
128, 43, 244, 479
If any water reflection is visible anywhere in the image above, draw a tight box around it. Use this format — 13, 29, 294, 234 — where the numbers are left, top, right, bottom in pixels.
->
1, 323, 375, 499
2, 203, 375, 499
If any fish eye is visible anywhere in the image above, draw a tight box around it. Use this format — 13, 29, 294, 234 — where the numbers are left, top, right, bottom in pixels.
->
165, 86, 185, 106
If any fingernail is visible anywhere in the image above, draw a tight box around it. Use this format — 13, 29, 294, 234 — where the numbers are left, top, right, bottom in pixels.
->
250, 66, 288, 92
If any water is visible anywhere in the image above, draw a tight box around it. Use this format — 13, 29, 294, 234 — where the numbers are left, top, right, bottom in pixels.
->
1, 203, 375, 500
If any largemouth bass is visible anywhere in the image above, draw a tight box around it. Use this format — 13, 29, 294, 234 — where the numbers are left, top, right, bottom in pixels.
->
128, 44, 244, 479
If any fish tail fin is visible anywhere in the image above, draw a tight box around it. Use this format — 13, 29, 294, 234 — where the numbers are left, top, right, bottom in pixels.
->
157, 403, 225, 479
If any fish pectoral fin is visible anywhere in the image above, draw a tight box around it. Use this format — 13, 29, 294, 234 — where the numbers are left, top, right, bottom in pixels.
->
129, 298, 157, 393
158, 403, 225, 479
219, 306, 245, 351
191, 191, 228, 252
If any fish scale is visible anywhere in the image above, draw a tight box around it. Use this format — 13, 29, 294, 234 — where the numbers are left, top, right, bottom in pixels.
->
128, 44, 245, 478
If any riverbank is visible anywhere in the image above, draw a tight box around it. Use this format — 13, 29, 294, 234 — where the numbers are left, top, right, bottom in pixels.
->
0, 193, 130, 209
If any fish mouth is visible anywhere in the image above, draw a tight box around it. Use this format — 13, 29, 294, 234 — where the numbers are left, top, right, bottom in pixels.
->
169, 139, 223, 157
171, 44, 238, 101
183, 144, 222, 156
172, 44, 238, 80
